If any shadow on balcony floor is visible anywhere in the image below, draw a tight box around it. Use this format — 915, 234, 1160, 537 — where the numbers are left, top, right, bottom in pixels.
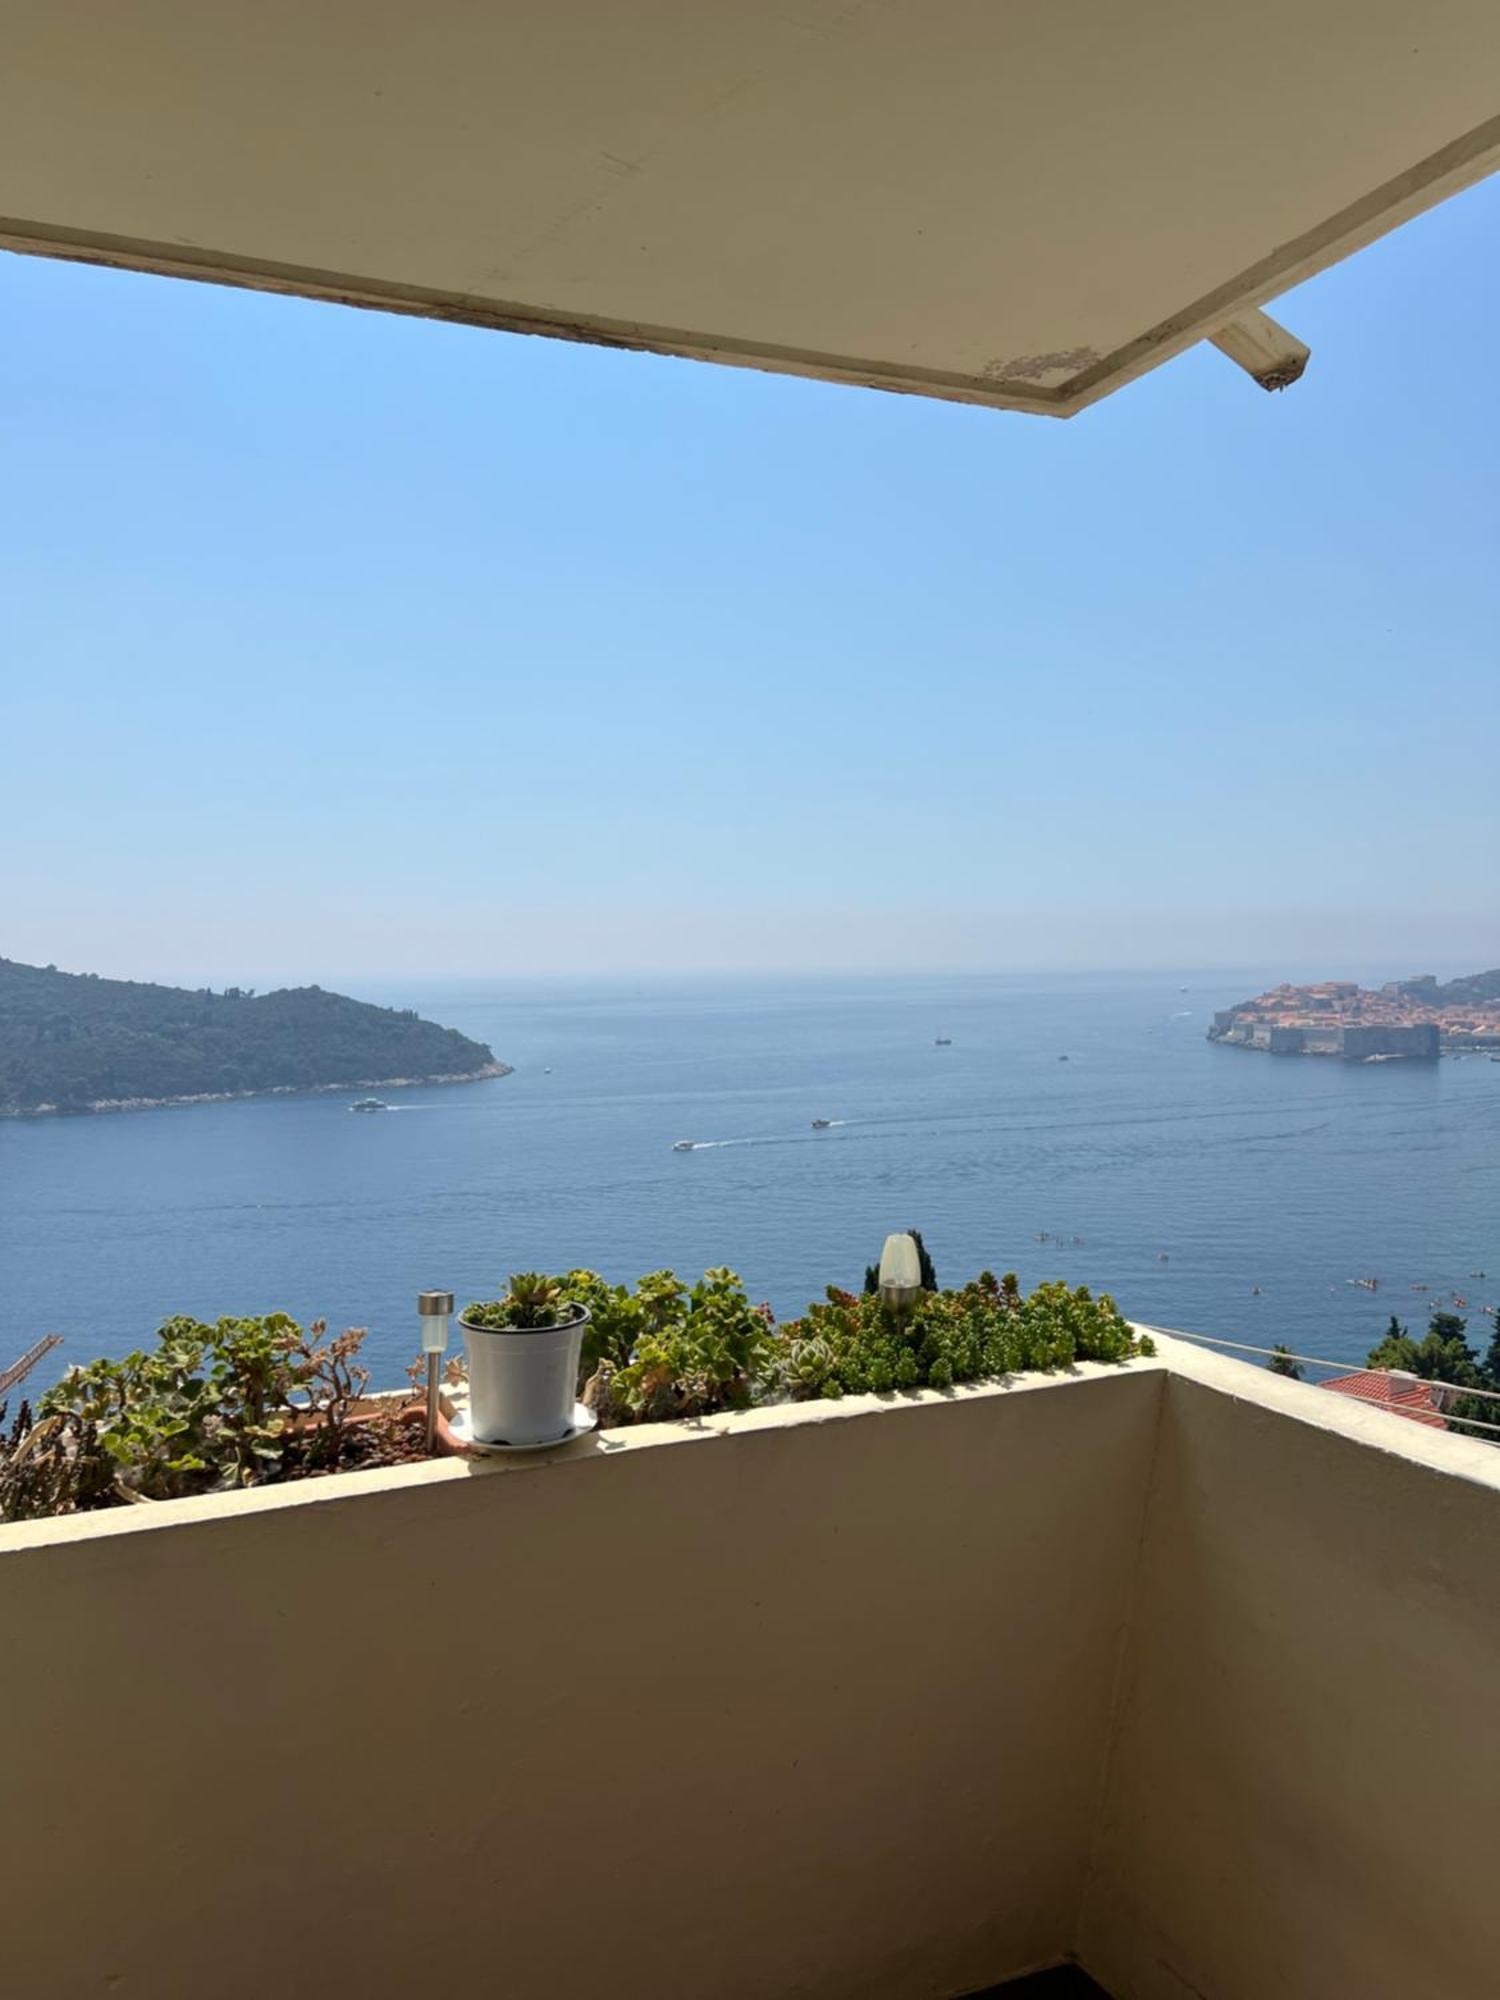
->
967, 1967, 1113, 1997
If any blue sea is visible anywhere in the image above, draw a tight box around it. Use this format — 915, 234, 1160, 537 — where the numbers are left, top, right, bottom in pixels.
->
3, 970, 1497, 1395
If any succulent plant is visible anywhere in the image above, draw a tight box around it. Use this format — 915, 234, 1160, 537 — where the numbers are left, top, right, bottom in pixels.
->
24, 1313, 372, 1508
463, 1274, 578, 1332
769, 1272, 1151, 1403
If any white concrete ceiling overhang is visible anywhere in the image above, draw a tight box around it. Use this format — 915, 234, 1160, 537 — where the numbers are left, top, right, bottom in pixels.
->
3, 1, 1498, 415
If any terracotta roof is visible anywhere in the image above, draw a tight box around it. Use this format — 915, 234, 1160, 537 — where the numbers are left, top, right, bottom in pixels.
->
1319, 1371, 1448, 1429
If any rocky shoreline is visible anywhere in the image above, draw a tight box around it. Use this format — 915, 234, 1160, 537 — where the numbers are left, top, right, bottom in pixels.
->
1, 1060, 513, 1120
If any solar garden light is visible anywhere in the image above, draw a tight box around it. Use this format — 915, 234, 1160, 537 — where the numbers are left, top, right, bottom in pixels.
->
417, 1290, 454, 1452
877, 1233, 922, 1318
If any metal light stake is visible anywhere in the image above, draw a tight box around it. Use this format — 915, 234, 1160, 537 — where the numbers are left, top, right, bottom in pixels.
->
417, 1290, 454, 1453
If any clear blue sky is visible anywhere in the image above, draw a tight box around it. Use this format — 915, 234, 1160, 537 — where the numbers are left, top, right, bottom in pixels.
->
3, 177, 1497, 985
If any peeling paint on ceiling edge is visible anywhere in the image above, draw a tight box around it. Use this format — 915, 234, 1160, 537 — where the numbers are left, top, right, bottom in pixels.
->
1, 108, 1497, 420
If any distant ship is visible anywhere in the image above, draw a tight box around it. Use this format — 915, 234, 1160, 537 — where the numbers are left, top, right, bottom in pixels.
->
935, 1036, 952, 1046
350, 1097, 387, 1113
1058, 1054, 1070, 1061
672, 1139, 697, 1152
811, 1118, 833, 1129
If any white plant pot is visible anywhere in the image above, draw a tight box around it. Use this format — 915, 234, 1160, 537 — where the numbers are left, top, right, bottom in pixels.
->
459, 1308, 590, 1448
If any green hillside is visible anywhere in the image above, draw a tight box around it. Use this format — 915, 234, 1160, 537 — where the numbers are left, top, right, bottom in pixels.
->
0, 958, 506, 1114
1425, 968, 1500, 1005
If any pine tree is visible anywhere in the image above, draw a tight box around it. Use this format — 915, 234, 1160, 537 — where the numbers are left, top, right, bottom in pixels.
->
1366, 1314, 1419, 1372
1415, 1310, 1481, 1387
1368, 1308, 1494, 1440
1483, 1308, 1500, 1392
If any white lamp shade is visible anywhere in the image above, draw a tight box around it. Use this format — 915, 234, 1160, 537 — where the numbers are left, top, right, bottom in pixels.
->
878, 1233, 922, 1305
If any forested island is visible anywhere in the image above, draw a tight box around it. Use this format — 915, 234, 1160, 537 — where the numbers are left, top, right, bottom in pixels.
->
0, 958, 509, 1116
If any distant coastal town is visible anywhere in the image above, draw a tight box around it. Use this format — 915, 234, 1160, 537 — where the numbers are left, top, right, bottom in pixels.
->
1208, 970, 1500, 1061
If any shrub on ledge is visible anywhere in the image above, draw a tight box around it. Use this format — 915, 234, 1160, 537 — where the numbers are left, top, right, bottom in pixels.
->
2, 1315, 423, 1520
568, 1265, 1149, 1421
567, 1266, 776, 1425
2, 1266, 1153, 1520
33, 1313, 376, 1500
771, 1272, 1151, 1402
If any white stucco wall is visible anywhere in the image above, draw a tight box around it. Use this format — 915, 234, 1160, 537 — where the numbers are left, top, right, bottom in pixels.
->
0, 1367, 1161, 2000
1081, 1340, 1500, 2000
4, 1342, 1498, 1999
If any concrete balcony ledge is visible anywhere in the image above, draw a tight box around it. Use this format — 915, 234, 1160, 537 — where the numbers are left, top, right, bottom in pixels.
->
4, 1337, 1497, 1998
0, 1352, 1161, 1553
1137, 1326, 1500, 1489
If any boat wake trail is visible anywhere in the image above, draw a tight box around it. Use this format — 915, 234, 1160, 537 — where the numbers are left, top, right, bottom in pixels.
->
679, 1122, 853, 1150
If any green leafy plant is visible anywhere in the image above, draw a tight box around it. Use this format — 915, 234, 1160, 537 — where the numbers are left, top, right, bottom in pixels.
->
563, 1267, 776, 1424
211, 1313, 310, 1483
40, 1318, 231, 1498
463, 1274, 580, 1331
8, 1254, 1164, 1517
36, 1313, 374, 1499
771, 1271, 1152, 1402
561, 1268, 690, 1375
612, 1268, 775, 1423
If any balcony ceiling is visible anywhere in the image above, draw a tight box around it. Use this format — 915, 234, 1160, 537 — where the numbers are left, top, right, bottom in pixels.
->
3, 2, 1499, 415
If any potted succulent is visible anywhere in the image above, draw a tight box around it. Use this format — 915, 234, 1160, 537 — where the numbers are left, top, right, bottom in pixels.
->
458, 1275, 593, 1448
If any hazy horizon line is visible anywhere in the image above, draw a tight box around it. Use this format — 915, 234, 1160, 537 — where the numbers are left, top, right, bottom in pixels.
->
13, 951, 1493, 995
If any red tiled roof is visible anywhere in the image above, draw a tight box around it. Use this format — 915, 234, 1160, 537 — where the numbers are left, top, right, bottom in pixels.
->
1319, 1371, 1448, 1429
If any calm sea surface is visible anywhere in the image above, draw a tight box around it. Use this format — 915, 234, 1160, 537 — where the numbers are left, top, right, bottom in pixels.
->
4, 970, 1497, 1394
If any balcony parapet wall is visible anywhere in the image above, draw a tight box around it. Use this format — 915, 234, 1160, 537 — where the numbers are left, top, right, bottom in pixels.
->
3, 1340, 1496, 1998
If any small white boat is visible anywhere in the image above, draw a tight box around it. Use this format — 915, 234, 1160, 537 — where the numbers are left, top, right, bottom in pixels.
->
672, 1139, 697, 1152
350, 1097, 387, 1113
811, 1117, 833, 1130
